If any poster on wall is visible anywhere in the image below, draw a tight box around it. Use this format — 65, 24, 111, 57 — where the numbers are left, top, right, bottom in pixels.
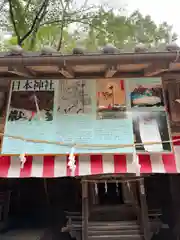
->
128, 78, 165, 109
126, 78, 172, 152
8, 80, 55, 122
57, 79, 92, 114
96, 79, 127, 119
1, 80, 57, 154
1, 78, 172, 154
132, 111, 171, 152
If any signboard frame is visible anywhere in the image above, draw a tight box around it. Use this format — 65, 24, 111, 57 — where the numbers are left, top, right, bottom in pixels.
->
1, 78, 173, 155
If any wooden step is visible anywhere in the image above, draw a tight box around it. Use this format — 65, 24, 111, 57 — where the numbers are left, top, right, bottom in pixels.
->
70, 220, 160, 227
88, 229, 141, 236
69, 222, 140, 230
88, 221, 138, 225
88, 225, 140, 231
88, 235, 143, 240
65, 211, 81, 216
66, 215, 82, 220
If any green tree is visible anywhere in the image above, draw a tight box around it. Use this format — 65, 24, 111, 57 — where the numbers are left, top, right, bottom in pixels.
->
6, 0, 100, 50
0, 1, 178, 52
82, 9, 178, 51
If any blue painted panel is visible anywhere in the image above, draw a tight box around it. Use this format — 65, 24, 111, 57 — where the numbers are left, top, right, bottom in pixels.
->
1, 78, 172, 154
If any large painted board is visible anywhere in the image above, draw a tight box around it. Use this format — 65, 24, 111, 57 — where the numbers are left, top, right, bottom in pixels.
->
1, 78, 172, 154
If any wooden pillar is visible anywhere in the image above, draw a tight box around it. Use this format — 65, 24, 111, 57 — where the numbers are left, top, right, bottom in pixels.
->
169, 175, 179, 233
138, 178, 150, 240
82, 180, 88, 240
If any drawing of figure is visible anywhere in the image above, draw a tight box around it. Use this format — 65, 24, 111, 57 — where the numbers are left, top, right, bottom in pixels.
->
96, 79, 127, 120
58, 80, 92, 114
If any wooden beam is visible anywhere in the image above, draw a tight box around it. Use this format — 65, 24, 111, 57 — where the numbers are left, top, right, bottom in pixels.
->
0, 85, 9, 91
59, 67, 74, 78
144, 61, 169, 76
163, 72, 180, 83
8, 66, 36, 78
82, 180, 88, 240
138, 178, 150, 240
105, 65, 118, 78
1, 52, 180, 67
145, 69, 168, 77
169, 62, 180, 70
0, 71, 146, 80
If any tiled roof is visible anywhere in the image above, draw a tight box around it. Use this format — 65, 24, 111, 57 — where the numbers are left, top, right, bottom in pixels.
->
0, 44, 179, 84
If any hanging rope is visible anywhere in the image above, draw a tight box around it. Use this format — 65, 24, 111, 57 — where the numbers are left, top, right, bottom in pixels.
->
132, 144, 141, 176
68, 147, 76, 174
1, 131, 179, 149
82, 178, 144, 183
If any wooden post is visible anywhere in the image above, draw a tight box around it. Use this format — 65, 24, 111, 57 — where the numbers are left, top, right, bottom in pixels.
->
82, 180, 88, 240
138, 178, 150, 240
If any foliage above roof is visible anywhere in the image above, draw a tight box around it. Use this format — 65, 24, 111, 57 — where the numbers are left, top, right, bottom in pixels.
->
0, 0, 179, 81
0, 0, 178, 53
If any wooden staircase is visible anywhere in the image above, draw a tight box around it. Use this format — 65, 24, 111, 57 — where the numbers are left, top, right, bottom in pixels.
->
63, 179, 162, 240
87, 220, 143, 240
64, 207, 162, 240
87, 204, 142, 240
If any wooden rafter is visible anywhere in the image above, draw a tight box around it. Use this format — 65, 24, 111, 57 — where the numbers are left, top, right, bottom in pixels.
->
0, 72, 146, 80
8, 66, 36, 78
0, 52, 178, 81
59, 67, 74, 78
144, 61, 170, 77
105, 65, 118, 78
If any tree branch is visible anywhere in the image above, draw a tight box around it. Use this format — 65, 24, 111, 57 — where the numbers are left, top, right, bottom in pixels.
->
8, 0, 21, 45
56, 0, 70, 51
19, 0, 49, 45
29, 1, 48, 50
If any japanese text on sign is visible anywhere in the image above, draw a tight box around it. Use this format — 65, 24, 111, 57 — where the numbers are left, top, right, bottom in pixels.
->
8, 108, 53, 122
12, 80, 55, 91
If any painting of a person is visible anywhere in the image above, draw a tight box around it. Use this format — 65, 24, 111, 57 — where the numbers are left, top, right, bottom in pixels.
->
96, 79, 127, 119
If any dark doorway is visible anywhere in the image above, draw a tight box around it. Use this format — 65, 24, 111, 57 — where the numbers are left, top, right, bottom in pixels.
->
98, 182, 124, 205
